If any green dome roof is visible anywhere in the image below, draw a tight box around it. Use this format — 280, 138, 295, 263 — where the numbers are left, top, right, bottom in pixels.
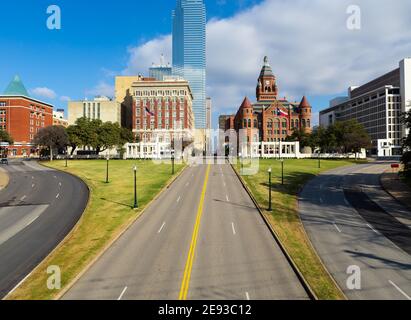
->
3, 75, 29, 96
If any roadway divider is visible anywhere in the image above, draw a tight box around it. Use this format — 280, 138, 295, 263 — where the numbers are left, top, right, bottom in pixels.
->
229, 160, 319, 300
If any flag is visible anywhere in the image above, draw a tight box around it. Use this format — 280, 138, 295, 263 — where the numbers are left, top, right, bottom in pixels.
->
277, 108, 288, 117
145, 107, 155, 116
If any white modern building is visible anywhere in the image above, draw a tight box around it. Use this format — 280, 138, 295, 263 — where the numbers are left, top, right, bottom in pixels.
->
320, 58, 411, 157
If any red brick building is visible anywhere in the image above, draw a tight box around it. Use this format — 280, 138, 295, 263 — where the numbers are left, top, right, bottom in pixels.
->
222, 57, 312, 143
0, 76, 53, 157
128, 77, 195, 143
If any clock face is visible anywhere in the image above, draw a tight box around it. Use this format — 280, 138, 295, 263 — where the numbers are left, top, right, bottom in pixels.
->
265, 81, 270, 85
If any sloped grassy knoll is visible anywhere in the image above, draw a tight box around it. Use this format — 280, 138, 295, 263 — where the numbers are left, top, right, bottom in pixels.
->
237, 158, 365, 300
8, 159, 184, 300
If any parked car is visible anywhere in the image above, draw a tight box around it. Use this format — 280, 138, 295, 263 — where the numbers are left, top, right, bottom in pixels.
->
0, 158, 8, 165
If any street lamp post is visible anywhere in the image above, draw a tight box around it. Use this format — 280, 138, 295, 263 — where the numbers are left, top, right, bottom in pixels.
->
65, 147, 68, 168
281, 159, 284, 185
133, 165, 138, 209
239, 152, 243, 174
106, 156, 109, 183
268, 167, 272, 211
318, 152, 321, 169
171, 150, 175, 175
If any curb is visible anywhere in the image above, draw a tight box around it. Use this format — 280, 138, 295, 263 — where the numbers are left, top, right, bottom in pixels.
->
55, 164, 188, 300
380, 170, 411, 212
229, 161, 318, 301
3, 161, 90, 300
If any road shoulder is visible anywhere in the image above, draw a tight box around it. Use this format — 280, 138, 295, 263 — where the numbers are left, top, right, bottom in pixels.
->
0, 168, 9, 190
381, 171, 411, 211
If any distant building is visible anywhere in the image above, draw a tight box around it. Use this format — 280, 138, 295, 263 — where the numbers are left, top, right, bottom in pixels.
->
149, 54, 172, 81
68, 96, 121, 125
0, 75, 54, 157
53, 109, 69, 127
128, 76, 195, 143
206, 97, 212, 130
222, 57, 312, 145
172, 0, 207, 129
320, 58, 411, 156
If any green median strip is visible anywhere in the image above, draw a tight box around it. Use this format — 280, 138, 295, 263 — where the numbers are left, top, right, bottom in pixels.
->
235, 158, 367, 300
6, 159, 184, 300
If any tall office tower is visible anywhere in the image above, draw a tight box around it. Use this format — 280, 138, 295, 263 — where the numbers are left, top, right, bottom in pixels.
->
172, 0, 206, 129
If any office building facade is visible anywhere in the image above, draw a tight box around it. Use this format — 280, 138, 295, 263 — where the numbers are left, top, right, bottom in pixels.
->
320, 58, 411, 156
172, 0, 206, 129
68, 96, 121, 126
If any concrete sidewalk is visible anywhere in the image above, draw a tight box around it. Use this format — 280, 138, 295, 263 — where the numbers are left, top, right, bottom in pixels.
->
381, 171, 411, 211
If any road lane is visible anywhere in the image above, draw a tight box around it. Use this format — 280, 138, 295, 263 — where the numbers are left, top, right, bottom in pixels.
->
0, 160, 89, 298
300, 162, 411, 300
189, 163, 308, 300
64, 162, 308, 300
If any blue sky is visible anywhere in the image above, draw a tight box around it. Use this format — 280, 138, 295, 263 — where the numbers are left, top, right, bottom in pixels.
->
1, 0, 410, 128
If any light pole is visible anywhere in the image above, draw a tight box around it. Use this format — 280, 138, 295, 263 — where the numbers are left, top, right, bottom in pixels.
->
65, 147, 68, 168
318, 152, 321, 169
239, 152, 243, 174
106, 156, 109, 184
171, 150, 175, 175
268, 167, 272, 211
281, 159, 284, 185
133, 165, 138, 209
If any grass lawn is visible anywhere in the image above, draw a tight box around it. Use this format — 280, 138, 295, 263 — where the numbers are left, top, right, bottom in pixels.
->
7, 159, 184, 300
236, 158, 366, 300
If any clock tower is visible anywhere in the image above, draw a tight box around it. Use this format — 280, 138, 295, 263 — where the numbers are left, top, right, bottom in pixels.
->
256, 56, 278, 102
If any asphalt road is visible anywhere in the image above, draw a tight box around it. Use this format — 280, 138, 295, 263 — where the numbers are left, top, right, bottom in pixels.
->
300, 161, 411, 300
63, 162, 308, 300
0, 160, 89, 299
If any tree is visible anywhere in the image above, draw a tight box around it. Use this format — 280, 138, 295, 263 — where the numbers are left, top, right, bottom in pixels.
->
0, 130, 14, 144
332, 120, 371, 154
66, 125, 82, 155
119, 127, 134, 145
92, 122, 121, 155
33, 126, 68, 161
286, 128, 310, 150
309, 126, 337, 153
401, 110, 411, 173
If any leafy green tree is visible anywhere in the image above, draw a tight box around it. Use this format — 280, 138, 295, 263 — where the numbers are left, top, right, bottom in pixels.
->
286, 128, 310, 150
119, 127, 134, 145
0, 130, 14, 144
66, 125, 83, 155
92, 122, 121, 155
33, 126, 69, 161
333, 120, 371, 154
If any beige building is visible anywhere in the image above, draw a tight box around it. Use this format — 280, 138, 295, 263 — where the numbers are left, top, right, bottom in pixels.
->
68, 96, 121, 125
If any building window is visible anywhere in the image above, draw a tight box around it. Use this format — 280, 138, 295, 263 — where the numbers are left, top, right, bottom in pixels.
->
0, 102, 6, 107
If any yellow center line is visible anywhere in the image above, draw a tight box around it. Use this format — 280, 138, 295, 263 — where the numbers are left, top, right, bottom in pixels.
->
179, 164, 211, 300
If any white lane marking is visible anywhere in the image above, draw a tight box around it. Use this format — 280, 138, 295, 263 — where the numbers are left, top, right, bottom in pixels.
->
226, 195, 229, 202
367, 224, 379, 234
245, 292, 250, 300
59, 182, 62, 187
53, 176, 57, 179
319, 197, 323, 204
20, 195, 27, 201
26, 216, 39, 227
223, 180, 226, 187
389, 281, 411, 300
117, 286, 128, 301
158, 222, 166, 234
32, 184, 35, 188
31, 176, 34, 180
56, 193, 60, 199
231, 223, 236, 235
177, 196, 181, 203
333, 222, 342, 233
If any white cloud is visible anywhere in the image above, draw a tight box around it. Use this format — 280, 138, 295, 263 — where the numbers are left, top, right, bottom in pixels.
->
85, 81, 115, 98
60, 96, 71, 102
123, 0, 411, 115
31, 87, 57, 100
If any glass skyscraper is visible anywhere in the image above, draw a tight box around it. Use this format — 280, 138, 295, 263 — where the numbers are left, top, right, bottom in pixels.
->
172, 0, 206, 129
